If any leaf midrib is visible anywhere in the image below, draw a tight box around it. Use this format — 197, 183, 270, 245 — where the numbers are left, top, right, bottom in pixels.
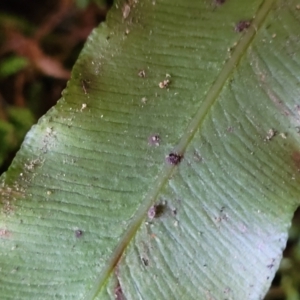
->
87, 0, 276, 298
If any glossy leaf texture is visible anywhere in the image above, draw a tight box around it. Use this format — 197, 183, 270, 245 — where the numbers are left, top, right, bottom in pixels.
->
1, 0, 300, 299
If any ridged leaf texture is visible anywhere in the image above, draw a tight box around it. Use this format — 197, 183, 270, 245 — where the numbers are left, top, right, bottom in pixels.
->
1, 0, 300, 299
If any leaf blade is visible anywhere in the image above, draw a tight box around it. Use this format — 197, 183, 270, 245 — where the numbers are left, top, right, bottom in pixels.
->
1, 0, 300, 299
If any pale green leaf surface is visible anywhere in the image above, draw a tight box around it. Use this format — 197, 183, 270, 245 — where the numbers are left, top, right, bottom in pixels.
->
1, 0, 300, 299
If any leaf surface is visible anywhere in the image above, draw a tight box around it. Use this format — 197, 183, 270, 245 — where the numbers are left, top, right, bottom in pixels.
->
1, 0, 300, 299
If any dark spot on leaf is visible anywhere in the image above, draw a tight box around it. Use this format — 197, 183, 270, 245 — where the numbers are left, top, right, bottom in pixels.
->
267, 258, 275, 269
235, 20, 251, 32
141, 257, 149, 266
75, 229, 83, 238
166, 152, 183, 165
115, 282, 125, 300
148, 203, 166, 219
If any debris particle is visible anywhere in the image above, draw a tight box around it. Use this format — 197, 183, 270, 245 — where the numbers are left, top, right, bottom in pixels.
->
235, 20, 251, 32
122, 3, 131, 19
46, 127, 53, 134
265, 129, 277, 141
141, 97, 147, 104
224, 287, 231, 294
115, 281, 124, 300
280, 132, 287, 139
125, 29, 130, 35
148, 206, 156, 220
166, 152, 183, 165
272, 33, 276, 38
148, 134, 160, 146
138, 70, 146, 77
147, 203, 166, 220
46, 190, 52, 195
296, 4, 300, 10
81, 103, 87, 111
267, 259, 275, 269
81, 79, 89, 94
227, 42, 238, 52
193, 151, 202, 162
159, 79, 170, 89
141, 257, 149, 266
75, 229, 83, 238
0, 229, 10, 238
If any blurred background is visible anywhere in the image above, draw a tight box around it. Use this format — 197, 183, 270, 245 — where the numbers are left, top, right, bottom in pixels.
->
0, 1, 299, 299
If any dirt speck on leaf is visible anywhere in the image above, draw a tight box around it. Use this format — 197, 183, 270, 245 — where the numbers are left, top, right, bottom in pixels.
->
235, 20, 251, 32
148, 203, 166, 220
148, 134, 160, 146
280, 132, 287, 139
166, 152, 183, 165
114, 271, 125, 300
193, 151, 202, 162
75, 229, 83, 238
141, 257, 149, 266
264, 129, 277, 141
81, 79, 89, 94
0, 229, 11, 238
159, 79, 170, 89
25, 157, 43, 171
80, 103, 87, 111
122, 3, 131, 19
138, 70, 146, 78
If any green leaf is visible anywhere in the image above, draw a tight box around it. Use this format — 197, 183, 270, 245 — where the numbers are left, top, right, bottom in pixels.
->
1, 0, 300, 299
0, 107, 34, 167
0, 56, 29, 79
